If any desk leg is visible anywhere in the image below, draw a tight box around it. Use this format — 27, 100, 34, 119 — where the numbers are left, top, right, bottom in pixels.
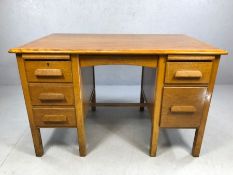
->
30, 128, 44, 156
91, 66, 96, 111
140, 67, 145, 111
17, 55, 44, 157
150, 56, 166, 156
72, 55, 87, 156
192, 57, 220, 157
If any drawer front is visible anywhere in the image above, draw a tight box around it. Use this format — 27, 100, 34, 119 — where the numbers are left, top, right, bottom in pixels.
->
165, 62, 212, 84
33, 107, 76, 127
160, 87, 207, 128
29, 83, 74, 106
25, 61, 72, 82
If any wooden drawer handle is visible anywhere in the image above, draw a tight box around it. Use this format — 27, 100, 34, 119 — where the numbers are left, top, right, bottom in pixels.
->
175, 70, 202, 79
171, 106, 196, 113
35, 69, 63, 77
42, 115, 67, 122
38, 93, 65, 101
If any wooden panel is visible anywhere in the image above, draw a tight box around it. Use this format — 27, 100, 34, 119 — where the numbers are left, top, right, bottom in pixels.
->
16, 54, 44, 157
22, 54, 70, 60
33, 107, 76, 127
81, 66, 95, 116
165, 62, 212, 84
71, 54, 87, 156
9, 34, 227, 55
149, 56, 166, 156
25, 61, 72, 82
168, 55, 215, 61
160, 87, 207, 128
29, 83, 74, 106
141, 67, 156, 115
90, 103, 148, 107
80, 55, 158, 68
192, 56, 220, 157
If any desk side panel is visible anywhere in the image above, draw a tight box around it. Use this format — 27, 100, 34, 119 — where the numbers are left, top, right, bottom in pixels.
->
81, 66, 95, 115
142, 67, 156, 115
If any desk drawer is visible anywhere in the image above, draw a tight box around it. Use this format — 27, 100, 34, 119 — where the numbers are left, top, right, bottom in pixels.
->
160, 87, 207, 128
29, 83, 74, 106
33, 107, 76, 127
165, 62, 212, 84
25, 61, 72, 82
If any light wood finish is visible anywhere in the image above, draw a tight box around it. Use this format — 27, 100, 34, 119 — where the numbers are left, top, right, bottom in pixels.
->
80, 55, 158, 68
43, 115, 67, 122
71, 55, 87, 156
33, 107, 76, 127
22, 54, 70, 60
16, 54, 44, 156
150, 56, 166, 156
192, 57, 220, 157
38, 93, 65, 101
34, 69, 63, 77
10, 34, 227, 157
90, 102, 149, 107
29, 83, 74, 106
168, 55, 215, 61
160, 87, 207, 128
170, 105, 197, 113
165, 62, 212, 84
175, 70, 202, 79
25, 61, 72, 82
9, 34, 227, 55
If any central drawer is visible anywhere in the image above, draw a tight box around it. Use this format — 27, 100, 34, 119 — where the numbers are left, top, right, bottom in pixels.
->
29, 83, 74, 106
160, 87, 207, 128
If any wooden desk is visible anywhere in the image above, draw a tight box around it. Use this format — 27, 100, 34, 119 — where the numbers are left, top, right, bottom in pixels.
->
9, 34, 227, 157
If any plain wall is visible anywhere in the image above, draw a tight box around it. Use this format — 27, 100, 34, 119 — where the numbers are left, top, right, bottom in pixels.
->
0, 0, 232, 85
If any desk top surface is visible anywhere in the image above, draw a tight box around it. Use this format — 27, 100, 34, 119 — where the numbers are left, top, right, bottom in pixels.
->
9, 34, 227, 55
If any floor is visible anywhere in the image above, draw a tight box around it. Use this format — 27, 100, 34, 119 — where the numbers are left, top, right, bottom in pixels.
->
0, 85, 233, 175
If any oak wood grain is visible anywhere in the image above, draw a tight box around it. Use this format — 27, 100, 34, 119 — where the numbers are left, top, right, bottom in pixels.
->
80, 55, 157, 67
34, 69, 63, 77
10, 34, 228, 157
174, 70, 202, 79
89, 102, 148, 107
192, 57, 221, 157
22, 53, 70, 60
25, 61, 72, 82
165, 62, 212, 84
16, 54, 44, 156
71, 55, 87, 156
170, 105, 197, 113
29, 83, 74, 106
9, 34, 227, 55
160, 87, 207, 128
38, 92, 65, 101
168, 55, 215, 61
33, 107, 76, 127
150, 56, 166, 156
42, 115, 67, 122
